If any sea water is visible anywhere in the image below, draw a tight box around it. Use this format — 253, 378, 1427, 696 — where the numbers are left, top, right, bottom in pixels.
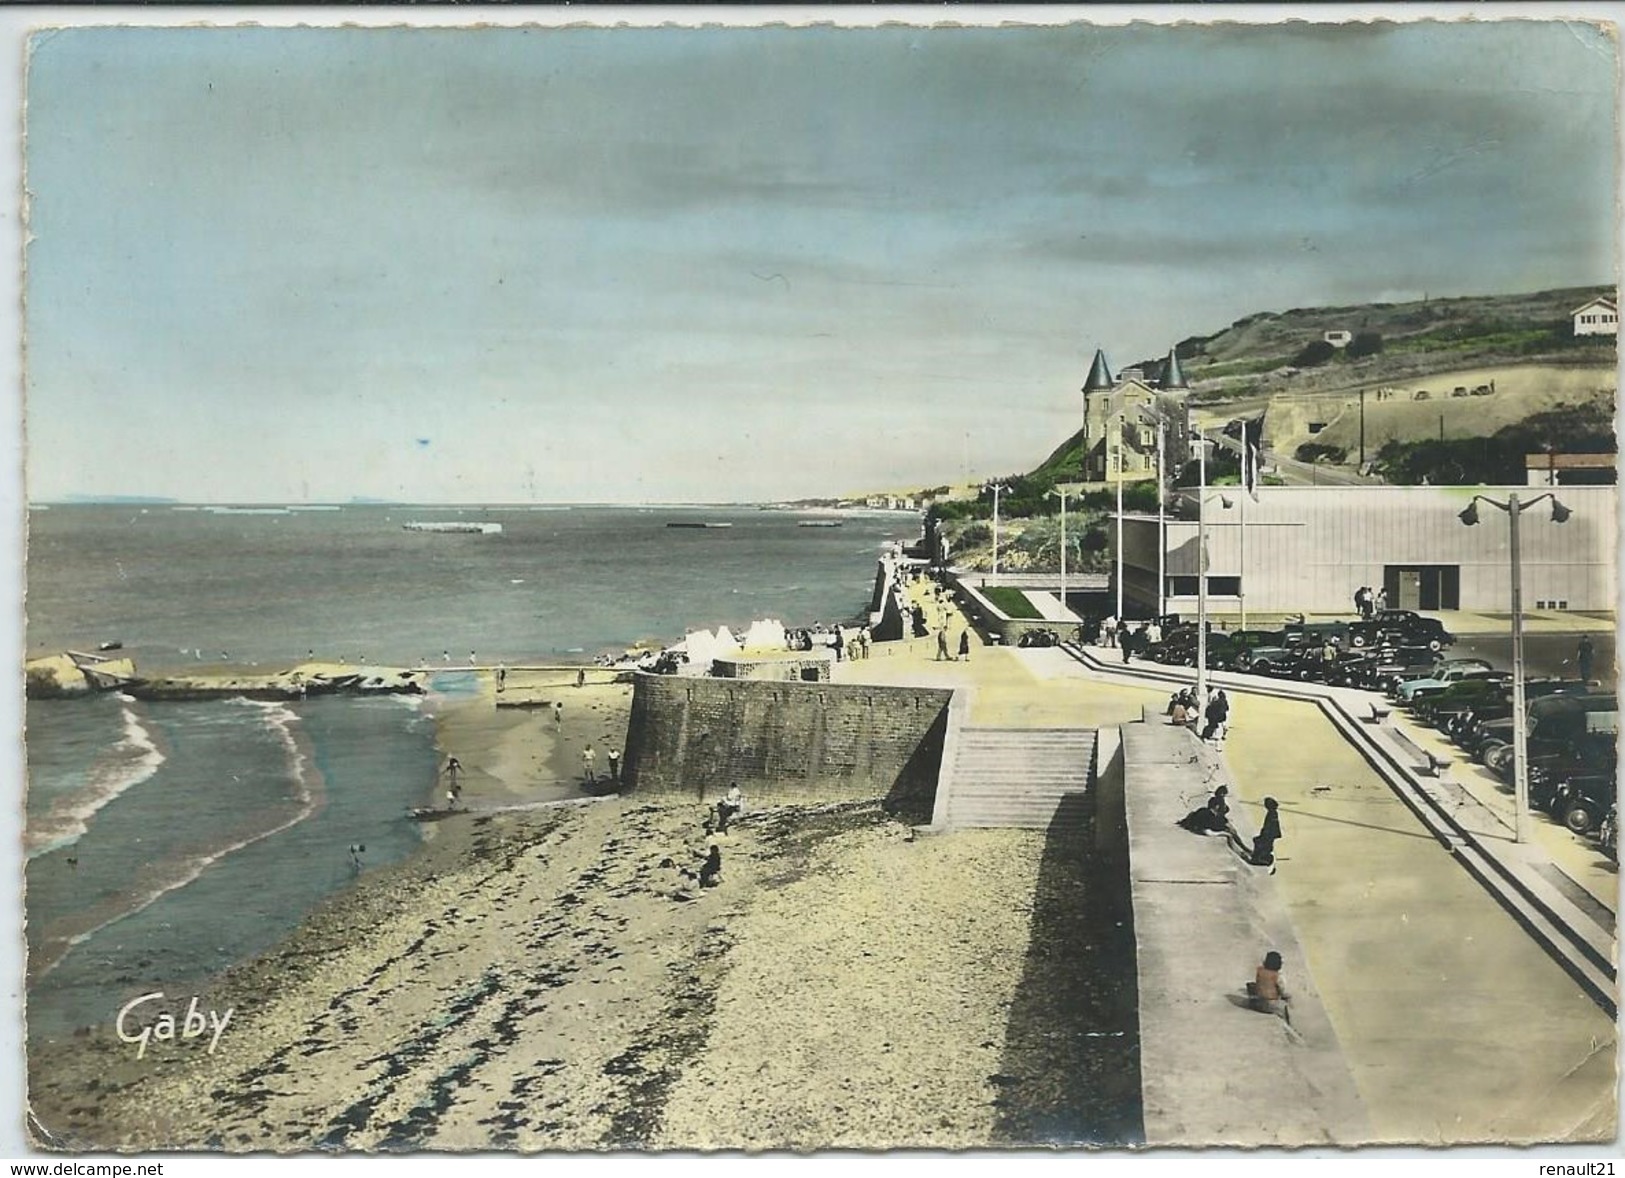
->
23, 504, 909, 1038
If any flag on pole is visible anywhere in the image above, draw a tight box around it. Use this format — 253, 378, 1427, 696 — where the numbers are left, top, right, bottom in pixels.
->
1243, 430, 1262, 501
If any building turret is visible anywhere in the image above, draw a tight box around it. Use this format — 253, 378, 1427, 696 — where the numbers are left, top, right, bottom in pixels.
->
1081, 348, 1114, 394
1161, 348, 1188, 390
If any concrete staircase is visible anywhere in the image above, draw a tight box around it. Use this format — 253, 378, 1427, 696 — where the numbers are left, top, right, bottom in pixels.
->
937, 727, 1096, 831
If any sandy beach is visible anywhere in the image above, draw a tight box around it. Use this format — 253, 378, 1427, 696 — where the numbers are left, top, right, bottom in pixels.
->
27, 661, 1136, 1151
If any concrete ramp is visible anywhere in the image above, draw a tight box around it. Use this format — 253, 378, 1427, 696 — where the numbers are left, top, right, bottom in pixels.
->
936, 727, 1095, 831
1121, 717, 1369, 1146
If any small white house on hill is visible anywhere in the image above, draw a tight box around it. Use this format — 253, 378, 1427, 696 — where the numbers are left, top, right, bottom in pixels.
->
1571, 295, 1617, 336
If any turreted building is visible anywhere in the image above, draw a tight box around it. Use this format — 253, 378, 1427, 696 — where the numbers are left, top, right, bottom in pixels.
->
1078, 347, 1193, 487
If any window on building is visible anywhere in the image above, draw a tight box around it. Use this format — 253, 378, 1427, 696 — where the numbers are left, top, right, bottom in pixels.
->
1168, 576, 1199, 596
1143, 454, 1152, 470
1208, 576, 1241, 596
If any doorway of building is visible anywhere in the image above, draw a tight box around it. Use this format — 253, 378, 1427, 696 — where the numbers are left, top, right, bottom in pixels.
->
1383, 565, 1460, 611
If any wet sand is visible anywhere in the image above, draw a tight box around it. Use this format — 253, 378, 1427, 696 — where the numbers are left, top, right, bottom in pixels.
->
28, 662, 1133, 1151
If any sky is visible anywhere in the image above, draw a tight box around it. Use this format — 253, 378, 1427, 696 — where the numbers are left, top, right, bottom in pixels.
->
21, 18, 1620, 504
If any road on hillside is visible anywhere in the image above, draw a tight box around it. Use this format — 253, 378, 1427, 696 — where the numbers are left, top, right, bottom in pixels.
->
1206, 429, 1379, 487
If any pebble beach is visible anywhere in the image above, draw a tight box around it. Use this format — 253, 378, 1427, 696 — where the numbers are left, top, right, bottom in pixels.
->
27, 665, 1141, 1152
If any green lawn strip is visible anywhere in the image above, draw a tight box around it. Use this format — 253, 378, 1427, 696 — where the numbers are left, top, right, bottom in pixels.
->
982, 586, 1044, 619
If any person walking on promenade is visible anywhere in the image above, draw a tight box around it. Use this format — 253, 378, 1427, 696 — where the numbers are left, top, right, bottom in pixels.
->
1354, 586, 1370, 619
1247, 950, 1291, 1021
1577, 635, 1596, 683
1251, 797, 1282, 867
553, 700, 563, 728
833, 626, 845, 663
607, 748, 621, 782
1102, 615, 1117, 648
496, 663, 507, 693
958, 629, 971, 661
582, 744, 597, 784
1121, 625, 1136, 665
936, 627, 950, 661
576, 668, 587, 689
1374, 586, 1388, 614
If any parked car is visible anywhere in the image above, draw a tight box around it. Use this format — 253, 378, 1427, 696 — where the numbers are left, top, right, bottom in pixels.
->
1390, 660, 1498, 703
1349, 609, 1456, 651
1533, 768, 1617, 834
1412, 673, 1513, 725
1017, 628, 1060, 648
1382, 657, 1491, 698
1483, 696, 1618, 780
1282, 620, 1350, 650
1234, 646, 1307, 677
1446, 680, 1589, 746
1397, 667, 1508, 707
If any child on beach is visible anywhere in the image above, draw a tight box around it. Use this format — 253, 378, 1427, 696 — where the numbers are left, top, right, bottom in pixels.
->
698, 844, 722, 888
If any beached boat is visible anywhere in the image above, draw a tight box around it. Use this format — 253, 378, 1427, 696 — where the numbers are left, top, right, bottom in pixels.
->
78, 664, 137, 691
407, 805, 463, 822
666, 522, 733, 529
402, 521, 503, 534
797, 520, 843, 528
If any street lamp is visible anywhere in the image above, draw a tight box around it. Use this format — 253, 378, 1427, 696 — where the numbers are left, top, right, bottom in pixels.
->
1116, 408, 1127, 621
1197, 434, 1210, 711
989, 483, 1011, 584
1136, 406, 1169, 618
1048, 485, 1071, 614
1458, 491, 1572, 844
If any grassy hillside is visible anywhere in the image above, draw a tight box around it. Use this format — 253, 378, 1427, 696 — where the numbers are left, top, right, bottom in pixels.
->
1152, 285, 1616, 404
937, 284, 1617, 568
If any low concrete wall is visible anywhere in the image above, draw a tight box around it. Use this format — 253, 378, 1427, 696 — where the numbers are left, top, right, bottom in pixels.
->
1120, 716, 1367, 1146
622, 672, 951, 822
711, 655, 831, 682
950, 577, 1070, 646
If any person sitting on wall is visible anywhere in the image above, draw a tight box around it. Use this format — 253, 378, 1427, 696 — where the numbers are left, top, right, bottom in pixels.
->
1177, 785, 1231, 835
1246, 950, 1292, 1021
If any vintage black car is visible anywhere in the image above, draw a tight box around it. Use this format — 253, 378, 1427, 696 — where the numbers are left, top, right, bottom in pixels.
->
1348, 609, 1456, 651
1530, 766, 1617, 834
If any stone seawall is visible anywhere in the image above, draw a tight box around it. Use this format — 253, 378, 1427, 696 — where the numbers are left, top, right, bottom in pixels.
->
621, 673, 951, 823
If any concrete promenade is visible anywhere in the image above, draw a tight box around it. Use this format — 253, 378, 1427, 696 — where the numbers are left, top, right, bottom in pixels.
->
1051, 643, 1618, 1143
1121, 714, 1368, 1146
835, 575, 1616, 1143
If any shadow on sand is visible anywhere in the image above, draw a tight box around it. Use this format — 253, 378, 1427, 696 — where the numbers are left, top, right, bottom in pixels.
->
992, 789, 1145, 1147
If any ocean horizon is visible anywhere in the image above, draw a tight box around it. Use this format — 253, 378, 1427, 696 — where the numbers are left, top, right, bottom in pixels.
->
25, 503, 912, 1039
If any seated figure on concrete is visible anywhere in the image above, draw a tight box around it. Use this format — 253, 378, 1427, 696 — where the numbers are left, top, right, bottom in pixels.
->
1246, 950, 1291, 1020
1177, 785, 1231, 835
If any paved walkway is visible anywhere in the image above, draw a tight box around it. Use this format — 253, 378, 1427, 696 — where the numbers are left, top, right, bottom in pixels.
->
834, 582, 1617, 1143
1045, 644, 1618, 1143
1121, 716, 1368, 1146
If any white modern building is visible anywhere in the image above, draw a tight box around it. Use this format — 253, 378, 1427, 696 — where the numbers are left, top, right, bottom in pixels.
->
1115, 484, 1617, 617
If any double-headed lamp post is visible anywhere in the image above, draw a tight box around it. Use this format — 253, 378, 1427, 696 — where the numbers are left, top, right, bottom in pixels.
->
1197, 435, 1209, 709
1459, 491, 1572, 844
989, 483, 1011, 584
